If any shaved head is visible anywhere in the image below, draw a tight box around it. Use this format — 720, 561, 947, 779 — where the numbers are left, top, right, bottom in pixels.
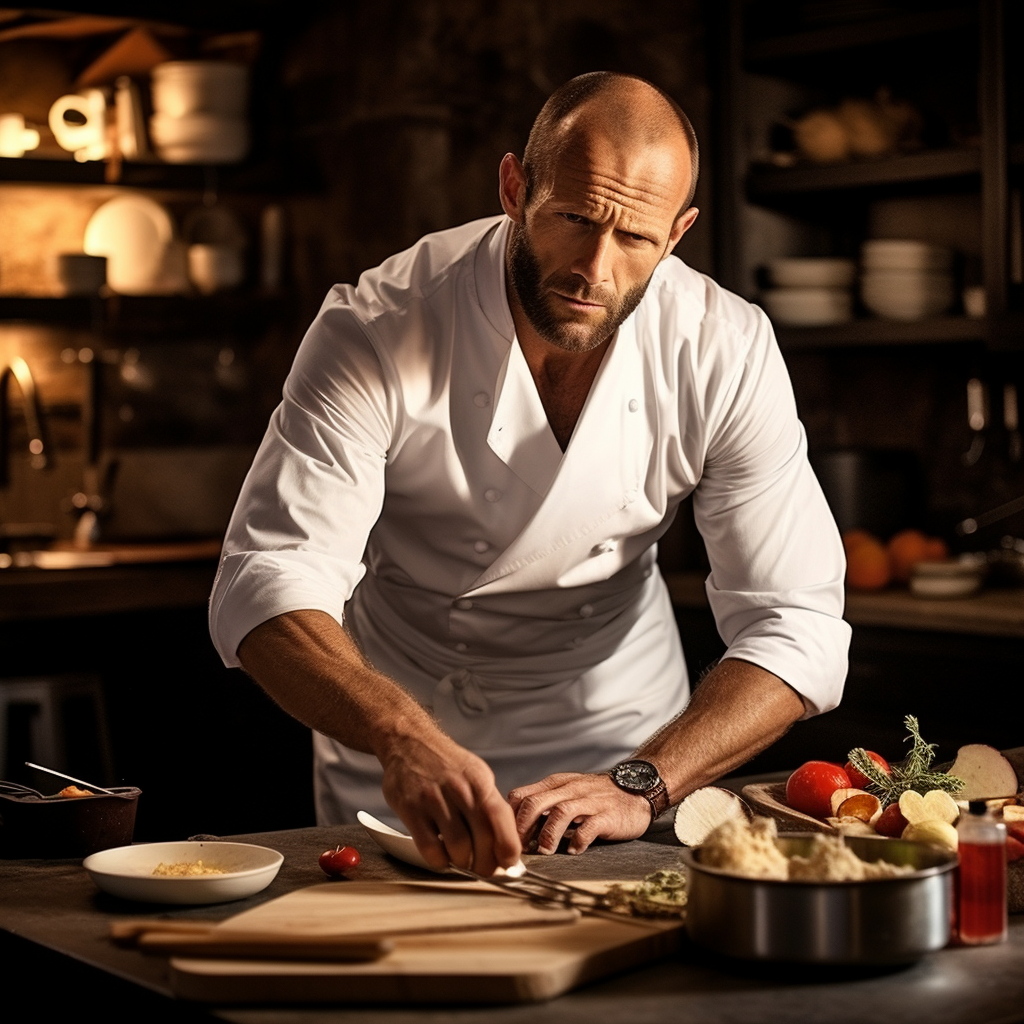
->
523, 72, 699, 214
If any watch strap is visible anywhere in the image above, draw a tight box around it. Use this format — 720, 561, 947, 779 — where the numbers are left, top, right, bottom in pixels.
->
644, 777, 670, 821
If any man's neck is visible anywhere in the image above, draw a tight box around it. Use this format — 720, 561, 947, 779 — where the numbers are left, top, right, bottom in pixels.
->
508, 293, 612, 452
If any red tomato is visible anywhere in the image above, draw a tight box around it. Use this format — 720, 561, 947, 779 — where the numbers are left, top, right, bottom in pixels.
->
843, 750, 891, 791
319, 844, 361, 878
785, 761, 851, 819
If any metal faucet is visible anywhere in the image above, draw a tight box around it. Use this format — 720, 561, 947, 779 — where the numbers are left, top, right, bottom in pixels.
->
0, 355, 48, 488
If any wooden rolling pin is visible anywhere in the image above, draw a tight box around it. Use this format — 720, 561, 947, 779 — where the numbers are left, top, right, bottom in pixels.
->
110, 904, 579, 961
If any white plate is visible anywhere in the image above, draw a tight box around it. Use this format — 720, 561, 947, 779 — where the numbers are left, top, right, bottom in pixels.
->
83, 195, 174, 295
83, 840, 283, 904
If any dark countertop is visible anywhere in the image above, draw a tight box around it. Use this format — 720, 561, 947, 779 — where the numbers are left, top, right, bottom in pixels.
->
3, 822, 1022, 1024
4, 561, 1023, 638
666, 571, 1024, 639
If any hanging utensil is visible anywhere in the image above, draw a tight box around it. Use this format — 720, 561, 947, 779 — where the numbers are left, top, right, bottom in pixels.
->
961, 377, 988, 466
25, 761, 120, 797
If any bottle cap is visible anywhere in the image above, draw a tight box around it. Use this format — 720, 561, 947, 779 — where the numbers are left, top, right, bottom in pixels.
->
968, 800, 988, 815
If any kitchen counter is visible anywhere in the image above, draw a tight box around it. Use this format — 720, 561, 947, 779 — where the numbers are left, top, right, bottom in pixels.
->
2, 822, 1022, 1024
0, 559, 217, 622
665, 571, 1024, 639
4, 562, 1022, 638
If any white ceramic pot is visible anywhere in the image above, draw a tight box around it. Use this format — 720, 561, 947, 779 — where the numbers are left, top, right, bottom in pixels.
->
150, 61, 249, 118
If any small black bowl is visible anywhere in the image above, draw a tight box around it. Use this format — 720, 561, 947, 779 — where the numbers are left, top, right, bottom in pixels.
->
0, 786, 141, 858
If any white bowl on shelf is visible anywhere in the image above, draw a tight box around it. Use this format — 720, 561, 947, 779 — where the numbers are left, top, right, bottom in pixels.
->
150, 112, 249, 164
767, 257, 856, 289
861, 239, 953, 272
151, 61, 249, 118
760, 286, 853, 326
861, 270, 954, 320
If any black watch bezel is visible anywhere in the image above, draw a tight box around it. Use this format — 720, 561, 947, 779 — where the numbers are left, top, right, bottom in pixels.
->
609, 759, 661, 794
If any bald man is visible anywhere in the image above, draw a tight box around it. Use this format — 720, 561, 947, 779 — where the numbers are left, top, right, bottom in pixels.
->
210, 73, 850, 875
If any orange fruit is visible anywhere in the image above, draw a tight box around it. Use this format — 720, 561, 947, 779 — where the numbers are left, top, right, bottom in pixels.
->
845, 533, 891, 590
887, 529, 931, 583
842, 529, 877, 557
887, 529, 951, 582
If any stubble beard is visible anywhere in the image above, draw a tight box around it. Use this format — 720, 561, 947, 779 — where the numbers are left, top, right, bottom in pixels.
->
506, 223, 650, 353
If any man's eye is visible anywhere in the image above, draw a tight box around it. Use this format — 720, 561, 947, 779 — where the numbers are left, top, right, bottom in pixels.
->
561, 213, 588, 225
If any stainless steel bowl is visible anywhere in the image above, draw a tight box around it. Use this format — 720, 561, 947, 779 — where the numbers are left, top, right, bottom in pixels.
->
681, 834, 956, 965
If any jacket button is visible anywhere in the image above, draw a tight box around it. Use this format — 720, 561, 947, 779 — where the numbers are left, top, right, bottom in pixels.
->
455, 598, 473, 610
579, 604, 594, 617
484, 488, 501, 502
628, 399, 639, 412
454, 642, 468, 652
474, 540, 489, 553
474, 392, 490, 408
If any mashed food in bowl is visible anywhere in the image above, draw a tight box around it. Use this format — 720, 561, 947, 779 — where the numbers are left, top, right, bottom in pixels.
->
152, 860, 225, 877
701, 816, 913, 882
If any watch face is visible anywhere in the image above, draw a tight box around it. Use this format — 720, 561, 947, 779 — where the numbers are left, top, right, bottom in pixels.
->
612, 760, 660, 793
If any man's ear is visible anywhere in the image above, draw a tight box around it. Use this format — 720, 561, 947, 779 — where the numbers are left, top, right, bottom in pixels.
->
498, 153, 527, 223
663, 207, 699, 258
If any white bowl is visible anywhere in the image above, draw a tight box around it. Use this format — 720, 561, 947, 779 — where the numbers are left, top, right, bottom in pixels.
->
355, 810, 528, 878
150, 113, 249, 164
861, 240, 953, 272
83, 840, 283, 904
760, 287, 853, 326
861, 272, 954, 320
767, 258, 856, 289
909, 555, 986, 598
151, 61, 248, 118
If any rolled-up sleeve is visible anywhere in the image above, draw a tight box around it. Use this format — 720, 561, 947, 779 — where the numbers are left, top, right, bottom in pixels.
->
693, 305, 850, 716
209, 298, 394, 667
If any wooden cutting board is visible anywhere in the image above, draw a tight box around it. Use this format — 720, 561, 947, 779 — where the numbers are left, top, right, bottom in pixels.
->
169, 880, 684, 1005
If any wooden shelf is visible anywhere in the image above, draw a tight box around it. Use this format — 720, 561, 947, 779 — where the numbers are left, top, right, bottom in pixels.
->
748, 148, 981, 198
0, 292, 295, 335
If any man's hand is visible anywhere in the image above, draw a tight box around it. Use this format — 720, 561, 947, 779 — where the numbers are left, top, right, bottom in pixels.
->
237, 610, 521, 877
379, 732, 521, 877
507, 772, 652, 856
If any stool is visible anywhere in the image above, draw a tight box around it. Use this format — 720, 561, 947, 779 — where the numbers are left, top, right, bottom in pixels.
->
0, 675, 114, 787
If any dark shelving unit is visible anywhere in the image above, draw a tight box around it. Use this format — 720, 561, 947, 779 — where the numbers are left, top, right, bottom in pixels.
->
712, 0, 1019, 351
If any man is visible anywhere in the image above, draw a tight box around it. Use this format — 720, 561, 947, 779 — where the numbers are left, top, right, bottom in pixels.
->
209, 72, 850, 877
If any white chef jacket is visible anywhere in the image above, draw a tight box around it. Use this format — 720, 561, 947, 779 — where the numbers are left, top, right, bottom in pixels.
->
209, 215, 850, 828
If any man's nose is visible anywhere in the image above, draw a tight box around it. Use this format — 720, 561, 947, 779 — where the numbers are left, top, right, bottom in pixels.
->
571, 229, 613, 285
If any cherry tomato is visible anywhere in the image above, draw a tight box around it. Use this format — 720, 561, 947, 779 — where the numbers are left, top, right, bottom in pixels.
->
843, 750, 891, 791
785, 761, 851, 819
319, 844, 361, 878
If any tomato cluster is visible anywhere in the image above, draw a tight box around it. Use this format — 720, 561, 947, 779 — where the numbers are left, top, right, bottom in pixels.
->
785, 751, 891, 819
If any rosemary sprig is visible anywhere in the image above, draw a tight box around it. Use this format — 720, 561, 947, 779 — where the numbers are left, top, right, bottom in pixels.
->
847, 715, 963, 807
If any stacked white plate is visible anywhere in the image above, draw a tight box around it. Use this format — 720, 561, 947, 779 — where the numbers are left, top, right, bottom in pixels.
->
760, 257, 856, 326
149, 61, 249, 164
860, 240, 954, 320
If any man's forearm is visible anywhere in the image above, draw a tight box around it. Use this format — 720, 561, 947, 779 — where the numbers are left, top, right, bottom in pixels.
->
235, 608, 523, 874
635, 658, 806, 805
236, 608, 436, 762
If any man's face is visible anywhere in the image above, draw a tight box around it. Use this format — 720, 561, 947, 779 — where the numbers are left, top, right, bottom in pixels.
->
505, 131, 693, 354
506, 222, 650, 353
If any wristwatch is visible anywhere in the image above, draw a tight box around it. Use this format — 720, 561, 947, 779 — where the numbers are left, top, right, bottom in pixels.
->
608, 759, 669, 821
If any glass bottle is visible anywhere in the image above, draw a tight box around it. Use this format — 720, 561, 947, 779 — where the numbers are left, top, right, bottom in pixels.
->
956, 800, 1008, 945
